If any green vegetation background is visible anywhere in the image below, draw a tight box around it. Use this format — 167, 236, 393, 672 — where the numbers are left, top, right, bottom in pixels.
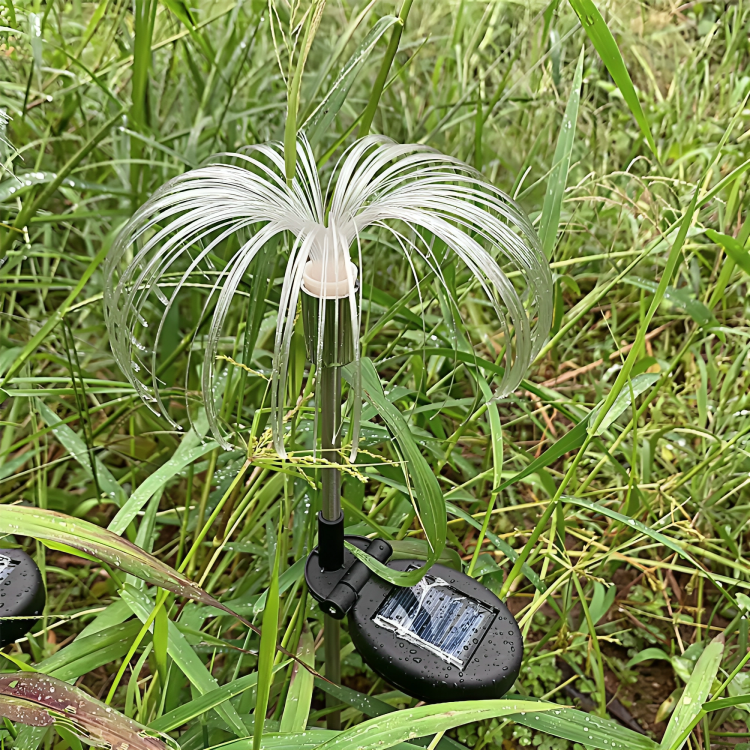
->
1, 0, 749, 748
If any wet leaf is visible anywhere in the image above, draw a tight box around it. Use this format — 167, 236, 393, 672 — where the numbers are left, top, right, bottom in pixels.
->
539, 48, 584, 259
388, 539, 462, 571
108, 436, 219, 534
150, 662, 289, 732
508, 698, 658, 750
279, 625, 314, 733
36, 400, 126, 506
313, 700, 555, 750
566, 0, 656, 153
0, 505, 317, 677
589, 373, 660, 435
0, 504, 226, 608
343, 358, 446, 587
0, 672, 173, 750
660, 634, 724, 750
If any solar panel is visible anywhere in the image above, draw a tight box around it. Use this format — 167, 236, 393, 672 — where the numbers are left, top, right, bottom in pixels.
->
373, 575, 494, 668
0, 554, 17, 584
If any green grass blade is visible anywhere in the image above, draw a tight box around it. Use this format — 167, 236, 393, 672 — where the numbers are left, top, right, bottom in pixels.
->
564, 496, 736, 609
496, 417, 589, 493
0, 112, 123, 262
253, 529, 281, 750
660, 634, 724, 750
567, 0, 656, 153
108, 437, 219, 534
539, 47, 584, 259
279, 625, 314, 733
589, 373, 660, 435
467, 374, 503, 576
153, 604, 169, 689
0, 503, 315, 666
358, 0, 414, 137
703, 693, 750, 712
388, 539, 462, 571
151, 663, 289, 732
36, 399, 127, 506
506, 696, 659, 750
121, 584, 247, 736
284, 0, 326, 182
315, 700, 554, 750
623, 276, 719, 330
707, 229, 750, 276
42, 623, 142, 681
303, 15, 399, 146
585, 191, 698, 439
161, 0, 214, 60
130, 0, 156, 208
0, 241, 110, 387
445, 502, 548, 594
343, 358, 446, 586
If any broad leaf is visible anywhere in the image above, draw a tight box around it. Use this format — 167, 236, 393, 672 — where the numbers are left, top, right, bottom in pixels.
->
0, 505, 314, 677
314, 700, 554, 750
0, 673, 174, 750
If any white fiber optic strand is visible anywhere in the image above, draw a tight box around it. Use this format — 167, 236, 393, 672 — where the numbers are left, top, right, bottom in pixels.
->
104, 135, 552, 457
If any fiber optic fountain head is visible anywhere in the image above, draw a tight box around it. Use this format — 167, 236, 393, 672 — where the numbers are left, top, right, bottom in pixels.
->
306, 536, 523, 702
0, 550, 46, 648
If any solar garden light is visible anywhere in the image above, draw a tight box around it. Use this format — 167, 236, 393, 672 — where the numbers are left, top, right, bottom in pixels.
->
104, 136, 552, 714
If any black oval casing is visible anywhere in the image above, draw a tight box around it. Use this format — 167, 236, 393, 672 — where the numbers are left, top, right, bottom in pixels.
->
0, 549, 46, 647
348, 559, 522, 703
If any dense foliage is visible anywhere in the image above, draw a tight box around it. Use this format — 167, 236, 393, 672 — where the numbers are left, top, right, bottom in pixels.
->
1, 0, 749, 749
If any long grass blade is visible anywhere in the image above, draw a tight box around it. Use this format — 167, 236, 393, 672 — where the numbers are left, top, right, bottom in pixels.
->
538, 47, 584, 259
660, 634, 724, 750
567, 0, 656, 153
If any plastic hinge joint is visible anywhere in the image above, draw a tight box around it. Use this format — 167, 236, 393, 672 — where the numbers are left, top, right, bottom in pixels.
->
316, 538, 392, 619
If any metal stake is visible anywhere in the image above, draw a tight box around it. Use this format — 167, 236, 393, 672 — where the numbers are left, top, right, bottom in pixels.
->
320, 364, 342, 522
320, 362, 342, 730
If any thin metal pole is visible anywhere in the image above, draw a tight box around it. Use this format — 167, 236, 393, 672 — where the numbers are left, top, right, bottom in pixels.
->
321, 362, 342, 730
320, 364, 342, 521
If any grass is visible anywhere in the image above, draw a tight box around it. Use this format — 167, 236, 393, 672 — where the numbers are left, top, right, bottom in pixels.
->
1, 0, 750, 748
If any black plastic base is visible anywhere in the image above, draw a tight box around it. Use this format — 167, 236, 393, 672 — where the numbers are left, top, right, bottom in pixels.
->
0, 549, 46, 647
306, 535, 370, 617
348, 560, 523, 702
